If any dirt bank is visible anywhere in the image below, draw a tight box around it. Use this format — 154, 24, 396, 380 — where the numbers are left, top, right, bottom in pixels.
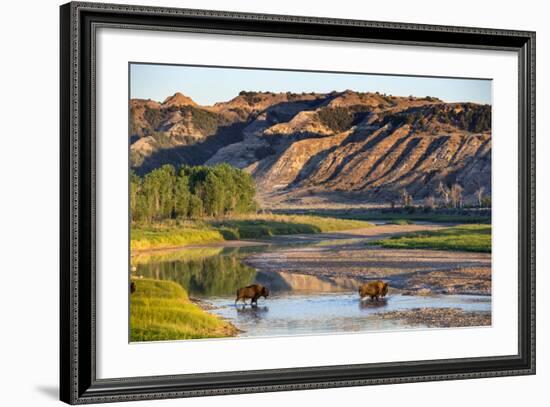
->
371, 308, 491, 328
245, 223, 491, 296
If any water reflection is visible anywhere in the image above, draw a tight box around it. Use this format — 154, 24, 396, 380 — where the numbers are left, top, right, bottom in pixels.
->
255, 270, 357, 293
134, 248, 256, 297
208, 293, 491, 337
359, 298, 389, 309
132, 246, 492, 338
235, 305, 269, 324
133, 246, 356, 297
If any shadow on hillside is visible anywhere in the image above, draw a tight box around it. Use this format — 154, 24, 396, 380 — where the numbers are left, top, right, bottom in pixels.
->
134, 121, 247, 174
133, 97, 330, 175
288, 124, 394, 188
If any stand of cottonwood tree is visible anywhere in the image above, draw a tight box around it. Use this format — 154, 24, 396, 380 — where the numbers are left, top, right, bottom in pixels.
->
130, 163, 257, 223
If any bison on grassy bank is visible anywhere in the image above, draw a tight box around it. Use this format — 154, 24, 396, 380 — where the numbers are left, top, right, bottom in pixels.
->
235, 284, 269, 306
359, 281, 389, 301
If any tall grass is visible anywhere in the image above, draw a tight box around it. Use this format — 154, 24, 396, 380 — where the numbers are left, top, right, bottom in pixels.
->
131, 214, 372, 250
130, 278, 238, 342
385, 219, 414, 225
131, 227, 224, 251
369, 224, 491, 252
132, 247, 224, 265
278, 210, 491, 224
212, 214, 371, 239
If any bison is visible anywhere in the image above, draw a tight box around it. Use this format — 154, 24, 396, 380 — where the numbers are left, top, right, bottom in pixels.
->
359, 281, 388, 301
235, 284, 269, 306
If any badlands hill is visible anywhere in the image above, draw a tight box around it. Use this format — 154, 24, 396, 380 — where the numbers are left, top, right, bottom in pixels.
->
130, 90, 491, 208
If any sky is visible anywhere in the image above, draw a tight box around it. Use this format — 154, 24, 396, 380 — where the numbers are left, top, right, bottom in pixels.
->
130, 63, 492, 105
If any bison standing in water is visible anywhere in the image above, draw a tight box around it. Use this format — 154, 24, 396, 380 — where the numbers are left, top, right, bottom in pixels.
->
359, 281, 389, 301
235, 284, 269, 306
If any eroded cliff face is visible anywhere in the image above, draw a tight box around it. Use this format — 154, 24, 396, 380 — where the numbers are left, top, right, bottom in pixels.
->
130, 90, 491, 207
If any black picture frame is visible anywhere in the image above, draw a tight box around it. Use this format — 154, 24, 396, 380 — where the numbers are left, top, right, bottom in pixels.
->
60, 2, 536, 404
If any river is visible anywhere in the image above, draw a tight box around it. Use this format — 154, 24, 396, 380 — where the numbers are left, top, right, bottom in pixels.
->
132, 223, 492, 338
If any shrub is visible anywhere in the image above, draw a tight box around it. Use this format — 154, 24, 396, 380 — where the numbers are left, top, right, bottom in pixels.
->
143, 106, 163, 130
317, 107, 354, 132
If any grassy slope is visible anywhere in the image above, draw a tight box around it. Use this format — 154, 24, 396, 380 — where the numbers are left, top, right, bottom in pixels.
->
279, 210, 491, 224
384, 219, 414, 225
369, 224, 491, 253
130, 278, 238, 342
131, 227, 224, 251
131, 214, 372, 250
358, 213, 490, 224
212, 214, 371, 239
132, 247, 224, 265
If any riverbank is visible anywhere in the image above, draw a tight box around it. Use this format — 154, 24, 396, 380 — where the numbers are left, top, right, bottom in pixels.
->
131, 214, 372, 251
130, 278, 239, 342
371, 307, 491, 328
368, 224, 491, 253
243, 223, 491, 296
272, 207, 491, 224
130, 222, 492, 340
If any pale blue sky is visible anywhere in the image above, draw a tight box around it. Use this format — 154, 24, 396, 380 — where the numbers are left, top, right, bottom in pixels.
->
130, 63, 492, 105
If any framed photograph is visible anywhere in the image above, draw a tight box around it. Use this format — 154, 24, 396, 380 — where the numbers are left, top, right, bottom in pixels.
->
60, 1, 535, 404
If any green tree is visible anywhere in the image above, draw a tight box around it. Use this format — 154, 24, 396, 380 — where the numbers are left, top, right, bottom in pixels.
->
202, 172, 225, 217
188, 194, 203, 218
139, 172, 157, 222
141, 165, 176, 221
232, 169, 257, 213
212, 164, 237, 215
129, 171, 141, 222
131, 163, 257, 221
174, 170, 191, 218
158, 165, 176, 219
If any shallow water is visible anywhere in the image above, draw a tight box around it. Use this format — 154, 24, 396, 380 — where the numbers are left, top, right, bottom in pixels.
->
133, 240, 491, 338
206, 292, 491, 337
